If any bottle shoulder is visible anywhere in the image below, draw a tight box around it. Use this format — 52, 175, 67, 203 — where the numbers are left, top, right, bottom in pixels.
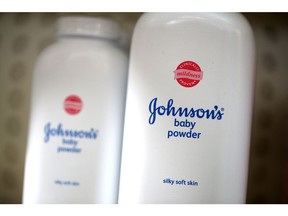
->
136, 13, 253, 36
36, 39, 127, 64
133, 13, 254, 54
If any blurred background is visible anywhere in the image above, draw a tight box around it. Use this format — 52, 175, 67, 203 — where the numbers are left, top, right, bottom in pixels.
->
0, 12, 288, 204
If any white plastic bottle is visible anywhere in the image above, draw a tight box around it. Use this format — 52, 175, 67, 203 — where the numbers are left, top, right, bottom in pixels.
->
23, 16, 128, 204
119, 13, 255, 203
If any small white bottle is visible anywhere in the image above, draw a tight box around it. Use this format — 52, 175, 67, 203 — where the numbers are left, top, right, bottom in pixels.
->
119, 13, 255, 203
23, 16, 128, 203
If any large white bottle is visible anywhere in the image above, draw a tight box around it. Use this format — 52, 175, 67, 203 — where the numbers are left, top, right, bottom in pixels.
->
23, 16, 128, 203
119, 13, 255, 203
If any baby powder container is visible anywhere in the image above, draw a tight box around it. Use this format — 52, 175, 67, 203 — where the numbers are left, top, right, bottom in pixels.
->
23, 16, 128, 203
119, 13, 255, 203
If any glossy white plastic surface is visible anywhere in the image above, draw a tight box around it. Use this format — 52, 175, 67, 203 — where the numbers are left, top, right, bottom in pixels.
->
119, 13, 255, 203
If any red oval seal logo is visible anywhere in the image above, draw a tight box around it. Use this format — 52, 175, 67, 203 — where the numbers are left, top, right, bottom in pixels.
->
64, 95, 83, 115
174, 61, 203, 88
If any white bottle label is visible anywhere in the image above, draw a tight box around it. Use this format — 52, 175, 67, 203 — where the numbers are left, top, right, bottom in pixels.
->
43, 122, 99, 153
42, 94, 99, 154
148, 97, 225, 140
